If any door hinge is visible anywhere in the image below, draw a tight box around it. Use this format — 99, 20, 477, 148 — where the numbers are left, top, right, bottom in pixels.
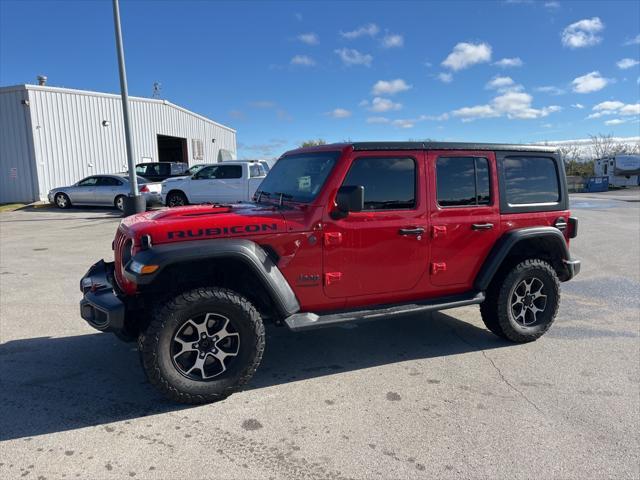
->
430, 262, 447, 274
432, 225, 447, 239
325, 272, 342, 285
324, 232, 342, 246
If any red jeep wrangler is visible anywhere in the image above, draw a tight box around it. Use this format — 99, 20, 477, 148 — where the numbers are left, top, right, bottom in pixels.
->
80, 142, 580, 403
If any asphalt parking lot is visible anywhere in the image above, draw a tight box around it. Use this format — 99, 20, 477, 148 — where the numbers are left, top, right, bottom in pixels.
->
1, 192, 638, 480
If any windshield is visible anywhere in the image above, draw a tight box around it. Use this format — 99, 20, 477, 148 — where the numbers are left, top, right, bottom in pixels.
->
186, 164, 207, 175
256, 151, 339, 203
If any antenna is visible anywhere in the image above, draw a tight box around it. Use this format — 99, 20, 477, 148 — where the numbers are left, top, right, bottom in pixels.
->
152, 81, 162, 98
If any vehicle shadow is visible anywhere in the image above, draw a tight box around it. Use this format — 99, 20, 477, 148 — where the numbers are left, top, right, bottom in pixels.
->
0, 311, 511, 441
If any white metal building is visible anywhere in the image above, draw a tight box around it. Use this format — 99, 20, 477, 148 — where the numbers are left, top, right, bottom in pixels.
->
0, 84, 237, 203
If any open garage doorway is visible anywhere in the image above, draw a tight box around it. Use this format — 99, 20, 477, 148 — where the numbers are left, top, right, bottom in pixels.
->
157, 134, 188, 163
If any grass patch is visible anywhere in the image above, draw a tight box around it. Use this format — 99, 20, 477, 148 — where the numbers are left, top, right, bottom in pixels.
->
0, 203, 26, 212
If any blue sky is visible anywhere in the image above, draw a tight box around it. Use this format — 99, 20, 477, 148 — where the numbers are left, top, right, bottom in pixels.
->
1, 0, 639, 158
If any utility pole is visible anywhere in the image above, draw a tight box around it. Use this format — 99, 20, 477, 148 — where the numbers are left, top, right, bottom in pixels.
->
112, 0, 145, 215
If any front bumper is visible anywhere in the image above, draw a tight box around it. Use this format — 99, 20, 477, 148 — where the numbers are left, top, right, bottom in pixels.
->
563, 258, 581, 280
79, 260, 126, 333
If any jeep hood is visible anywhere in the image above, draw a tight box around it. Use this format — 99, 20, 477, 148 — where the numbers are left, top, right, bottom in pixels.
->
121, 203, 288, 245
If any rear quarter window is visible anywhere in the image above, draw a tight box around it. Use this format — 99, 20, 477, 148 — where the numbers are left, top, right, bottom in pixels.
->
504, 156, 560, 205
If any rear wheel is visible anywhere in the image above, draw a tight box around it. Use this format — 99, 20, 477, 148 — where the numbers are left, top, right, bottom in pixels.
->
114, 195, 126, 211
54, 192, 71, 209
139, 287, 265, 404
480, 259, 560, 343
166, 191, 188, 207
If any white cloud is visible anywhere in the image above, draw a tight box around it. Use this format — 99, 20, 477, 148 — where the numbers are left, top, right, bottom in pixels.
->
623, 34, 640, 46
561, 17, 604, 49
587, 101, 639, 119
571, 103, 585, 109
381, 34, 404, 48
617, 58, 640, 70
290, 55, 316, 66
341, 23, 379, 39
486, 75, 515, 90
437, 72, 453, 83
494, 57, 523, 68
572, 71, 610, 93
335, 48, 373, 67
368, 97, 403, 112
442, 42, 492, 71
452, 90, 561, 121
535, 85, 566, 95
328, 108, 352, 118
371, 78, 412, 95
366, 116, 390, 124
297, 33, 319, 45
604, 118, 626, 126
544, 1, 561, 9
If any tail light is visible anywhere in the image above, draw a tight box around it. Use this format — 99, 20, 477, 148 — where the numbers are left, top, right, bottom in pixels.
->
139, 185, 150, 193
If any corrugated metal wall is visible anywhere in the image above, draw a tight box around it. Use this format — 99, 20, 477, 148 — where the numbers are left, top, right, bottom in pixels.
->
0, 84, 236, 202
0, 88, 39, 203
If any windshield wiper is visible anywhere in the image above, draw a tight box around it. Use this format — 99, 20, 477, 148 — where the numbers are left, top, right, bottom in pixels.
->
274, 192, 293, 207
255, 190, 271, 203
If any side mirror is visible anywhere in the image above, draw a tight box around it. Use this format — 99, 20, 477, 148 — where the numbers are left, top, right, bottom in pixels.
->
331, 185, 364, 219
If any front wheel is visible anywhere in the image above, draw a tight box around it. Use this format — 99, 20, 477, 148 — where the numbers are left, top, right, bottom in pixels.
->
480, 259, 560, 343
139, 287, 265, 404
166, 191, 188, 207
54, 192, 71, 209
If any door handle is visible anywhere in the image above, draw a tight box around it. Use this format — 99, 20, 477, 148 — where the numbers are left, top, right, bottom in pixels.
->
398, 227, 425, 236
471, 223, 494, 231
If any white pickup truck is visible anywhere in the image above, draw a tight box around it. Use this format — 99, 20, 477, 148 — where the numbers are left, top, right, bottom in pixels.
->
161, 161, 267, 207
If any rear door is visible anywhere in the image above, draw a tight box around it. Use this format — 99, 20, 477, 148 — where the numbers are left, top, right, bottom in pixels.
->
323, 151, 429, 302
188, 164, 244, 203
94, 176, 124, 205
427, 151, 501, 288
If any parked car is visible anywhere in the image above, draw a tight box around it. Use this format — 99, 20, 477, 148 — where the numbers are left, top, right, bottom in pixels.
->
80, 141, 580, 404
48, 174, 162, 210
134, 162, 188, 182
161, 161, 267, 207
236, 159, 272, 173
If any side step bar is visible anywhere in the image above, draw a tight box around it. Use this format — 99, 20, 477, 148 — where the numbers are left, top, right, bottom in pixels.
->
284, 291, 485, 332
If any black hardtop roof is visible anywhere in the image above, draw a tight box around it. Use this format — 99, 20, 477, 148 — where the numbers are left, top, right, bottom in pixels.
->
350, 141, 557, 153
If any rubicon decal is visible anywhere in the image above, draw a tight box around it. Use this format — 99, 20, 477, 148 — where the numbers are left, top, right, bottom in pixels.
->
167, 223, 278, 239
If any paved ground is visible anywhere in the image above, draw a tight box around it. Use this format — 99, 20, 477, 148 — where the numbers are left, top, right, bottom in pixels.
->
1, 194, 638, 480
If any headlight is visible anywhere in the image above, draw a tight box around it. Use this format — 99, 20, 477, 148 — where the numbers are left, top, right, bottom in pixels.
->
129, 260, 159, 275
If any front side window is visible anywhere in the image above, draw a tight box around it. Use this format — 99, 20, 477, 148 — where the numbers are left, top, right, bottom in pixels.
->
77, 177, 99, 187
256, 152, 339, 203
504, 156, 559, 205
436, 157, 491, 207
343, 157, 416, 210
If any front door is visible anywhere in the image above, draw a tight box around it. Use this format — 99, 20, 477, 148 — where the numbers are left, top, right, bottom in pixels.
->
71, 176, 99, 204
323, 152, 429, 302
427, 151, 501, 287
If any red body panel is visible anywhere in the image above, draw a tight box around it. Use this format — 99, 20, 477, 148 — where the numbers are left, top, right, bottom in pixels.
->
113, 145, 571, 313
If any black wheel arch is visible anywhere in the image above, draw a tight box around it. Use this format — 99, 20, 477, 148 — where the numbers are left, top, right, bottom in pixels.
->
124, 239, 300, 320
475, 227, 576, 291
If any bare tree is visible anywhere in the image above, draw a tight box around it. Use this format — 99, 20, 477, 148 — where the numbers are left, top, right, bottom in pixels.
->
299, 139, 327, 147
589, 134, 618, 159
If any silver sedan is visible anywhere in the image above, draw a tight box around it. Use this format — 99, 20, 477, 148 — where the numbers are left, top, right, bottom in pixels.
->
48, 174, 162, 211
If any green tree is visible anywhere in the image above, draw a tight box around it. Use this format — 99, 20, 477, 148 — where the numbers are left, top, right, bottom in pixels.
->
299, 139, 327, 147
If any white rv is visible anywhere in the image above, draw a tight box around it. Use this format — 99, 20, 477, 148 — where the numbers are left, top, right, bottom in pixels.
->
594, 155, 640, 187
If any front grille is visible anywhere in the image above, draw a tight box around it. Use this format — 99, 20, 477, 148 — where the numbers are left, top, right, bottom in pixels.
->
113, 227, 130, 291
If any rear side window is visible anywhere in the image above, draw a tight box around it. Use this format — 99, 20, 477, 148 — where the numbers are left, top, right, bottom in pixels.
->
436, 157, 491, 207
97, 177, 122, 186
197, 165, 242, 179
343, 157, 416, 210
504, 156, 559, 205
249, 164, 265, 178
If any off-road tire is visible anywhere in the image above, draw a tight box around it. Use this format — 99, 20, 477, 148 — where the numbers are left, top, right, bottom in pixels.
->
480, 259, 560, 343
166, 191, 188, 208
139, 287, 265, 404
54, 192, 71, 209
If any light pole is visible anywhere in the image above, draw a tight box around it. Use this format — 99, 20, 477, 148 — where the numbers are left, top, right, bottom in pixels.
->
112, 0, 145, 215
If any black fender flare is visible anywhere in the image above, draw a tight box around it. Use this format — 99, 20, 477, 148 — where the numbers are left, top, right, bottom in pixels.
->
124, 239, 300, 317
474, 227, 574, 291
